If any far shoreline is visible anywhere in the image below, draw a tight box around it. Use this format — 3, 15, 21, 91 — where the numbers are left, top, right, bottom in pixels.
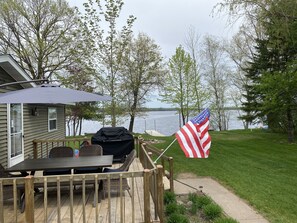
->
141, 107, 241, 111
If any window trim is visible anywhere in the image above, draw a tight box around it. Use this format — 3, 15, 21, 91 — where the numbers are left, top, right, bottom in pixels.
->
48, 107, 57, 132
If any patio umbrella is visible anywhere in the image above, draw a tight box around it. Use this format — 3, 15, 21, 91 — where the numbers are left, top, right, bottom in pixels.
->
0, 84, 111, 104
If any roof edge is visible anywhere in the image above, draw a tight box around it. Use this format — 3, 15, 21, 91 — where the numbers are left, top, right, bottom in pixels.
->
0, 54, 36, 88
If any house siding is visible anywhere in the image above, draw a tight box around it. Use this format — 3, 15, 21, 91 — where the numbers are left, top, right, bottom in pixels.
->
0, 104, 66, 168
0, 62, 66, 168
23, 105, 65, 159
0, 104, 8, 167
0, 67, 24, 167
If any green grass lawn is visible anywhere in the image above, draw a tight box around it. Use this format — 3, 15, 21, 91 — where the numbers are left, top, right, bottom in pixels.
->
149, 129, 297, 223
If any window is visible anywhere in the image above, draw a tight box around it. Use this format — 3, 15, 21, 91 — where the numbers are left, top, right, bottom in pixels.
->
48, 107, 57, 131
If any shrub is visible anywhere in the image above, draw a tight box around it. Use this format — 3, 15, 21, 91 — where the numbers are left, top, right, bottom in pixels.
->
214, 217, 239, 223
167, 213, 189, 223
188, 192, 199, 202
165, 202, 186, 216
193, 195, 212, 209
188, 193, 213, 214
164, 191, 176, 205
189, 201, 200, 214
203, 203, 222, 220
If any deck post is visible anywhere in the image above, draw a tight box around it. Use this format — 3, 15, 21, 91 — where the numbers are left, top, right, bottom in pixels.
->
160, 150, 165, 174
33, 140, 37, 159
135, 136, 139, 156
143, 169, 151, 223
142, 143, 147, 167
25, 175, 34, 223
156, 165, 164, 223
169, 157, 174, 192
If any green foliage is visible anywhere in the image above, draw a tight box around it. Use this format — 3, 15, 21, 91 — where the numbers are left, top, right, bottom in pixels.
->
188, 192, 200, 213
164, 191, 176, 205
188, 192, 199, 202
167, 213, 190, 223
214, 217, 239, 223
161, 45, 199, 125
162, 189, 236, 222
223, 0, 297, 141
80, 0, 136, 127
190, 193, 212, 209
203, 203, 222, 220
165, 202, 186, 216
119, 32, 166, 132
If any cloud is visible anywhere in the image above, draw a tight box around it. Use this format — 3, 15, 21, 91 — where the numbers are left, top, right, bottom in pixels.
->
69, 0, 234, 59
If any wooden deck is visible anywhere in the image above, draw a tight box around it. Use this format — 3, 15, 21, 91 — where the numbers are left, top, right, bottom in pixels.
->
3, 158, 159, 223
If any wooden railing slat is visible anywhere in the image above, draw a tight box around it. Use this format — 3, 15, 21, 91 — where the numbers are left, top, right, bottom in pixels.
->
143, 169, 151, 223
25, 176, 34, 223
120, 174, 124, 223
44, 178, 48, 223
13, 179, 18, 222
107, 175, 111, 223
131, 173, 135, 223
70, 176, 74, 223
57, 176, 61, 223
82, 176, 86, 223
94, 175, 99, 223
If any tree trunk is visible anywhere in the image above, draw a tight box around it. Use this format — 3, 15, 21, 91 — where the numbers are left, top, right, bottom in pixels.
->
111, 99, 116, 127
129, 98, 137, 132
75, 118, 80, 136
72, 118, 76, 136
129, 114, 135, 132
67, 118, 70, 136
79, 118, 82, 136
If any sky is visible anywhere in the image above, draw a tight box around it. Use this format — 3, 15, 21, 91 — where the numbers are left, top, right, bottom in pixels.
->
68, 0, 238, 107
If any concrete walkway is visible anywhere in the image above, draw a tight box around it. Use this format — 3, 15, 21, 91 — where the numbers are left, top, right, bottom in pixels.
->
174, 177, 269, 223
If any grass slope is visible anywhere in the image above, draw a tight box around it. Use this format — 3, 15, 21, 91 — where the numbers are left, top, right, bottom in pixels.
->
151, 129, 297, 223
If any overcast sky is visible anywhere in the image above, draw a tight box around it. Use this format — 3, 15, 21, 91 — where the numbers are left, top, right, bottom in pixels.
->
68, 0, 238, 107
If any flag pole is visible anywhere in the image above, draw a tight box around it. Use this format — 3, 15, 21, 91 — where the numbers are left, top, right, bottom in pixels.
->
154, 138, 177, 163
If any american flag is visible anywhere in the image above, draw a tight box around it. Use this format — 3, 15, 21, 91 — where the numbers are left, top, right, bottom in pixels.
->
175, 108, 211, 158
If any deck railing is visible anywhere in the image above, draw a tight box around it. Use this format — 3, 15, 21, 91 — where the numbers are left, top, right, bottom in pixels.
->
137, 138, 174, 193
33, 137, 88, 158
0, 137, 173, 223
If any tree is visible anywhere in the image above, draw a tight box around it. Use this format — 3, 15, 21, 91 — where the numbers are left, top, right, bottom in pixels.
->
81, 0, 136, 127
0, 0, 84, 80
120, 33, 166, 132
161, 46, 195, 126
258, 0, 297, 143
200, 35, 230, 131
184, 27, 209, 113
217, 0, 297, 141
224, 28, 256, 129
58, 63, 103, 136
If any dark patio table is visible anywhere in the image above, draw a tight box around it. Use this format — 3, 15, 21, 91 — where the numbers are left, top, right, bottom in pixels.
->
6, 155, 113, 173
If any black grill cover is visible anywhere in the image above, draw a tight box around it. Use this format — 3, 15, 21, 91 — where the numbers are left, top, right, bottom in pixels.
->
91, 127, 134, 162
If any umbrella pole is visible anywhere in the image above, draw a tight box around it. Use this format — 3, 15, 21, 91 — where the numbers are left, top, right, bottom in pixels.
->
154, 138, 177, 163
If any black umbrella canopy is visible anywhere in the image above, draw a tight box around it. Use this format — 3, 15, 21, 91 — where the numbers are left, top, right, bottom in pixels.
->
0, 84, 111, 104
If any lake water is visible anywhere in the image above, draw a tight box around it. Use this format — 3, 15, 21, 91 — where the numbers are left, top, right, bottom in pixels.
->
75, 110, 257, 136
